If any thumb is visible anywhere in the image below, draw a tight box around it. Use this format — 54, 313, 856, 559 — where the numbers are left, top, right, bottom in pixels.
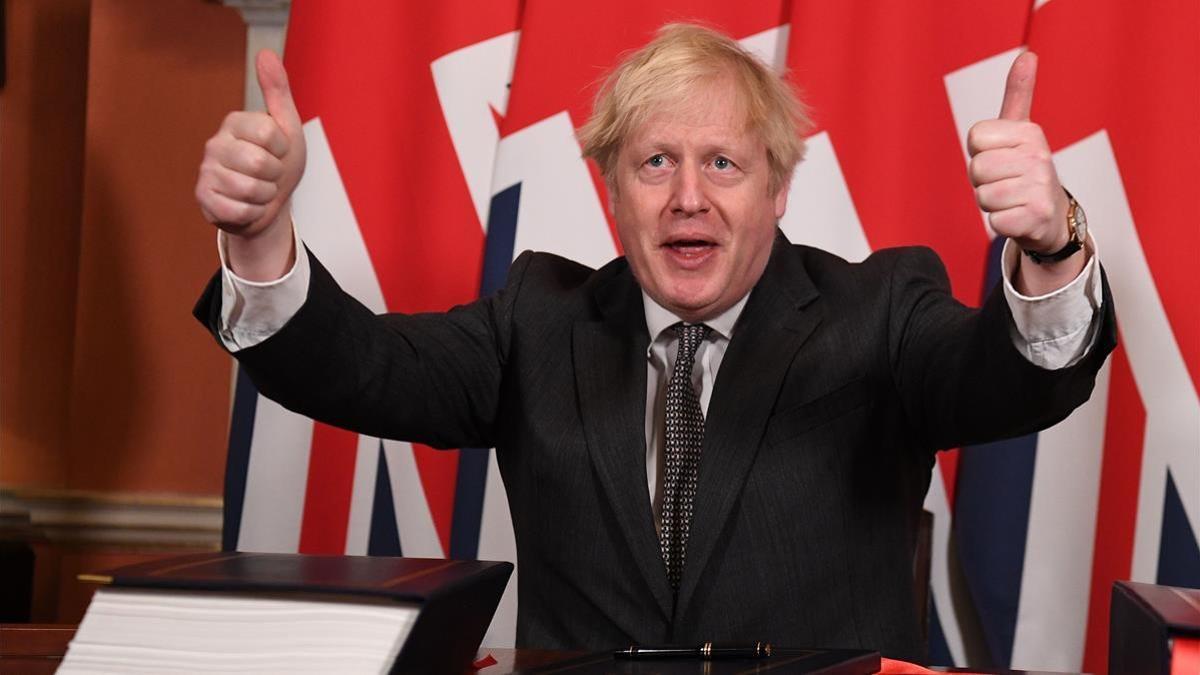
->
255, 49, 302, 135
999, 51, 1037, 121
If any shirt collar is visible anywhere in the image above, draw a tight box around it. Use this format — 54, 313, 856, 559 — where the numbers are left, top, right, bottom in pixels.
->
641, 290, 750, 344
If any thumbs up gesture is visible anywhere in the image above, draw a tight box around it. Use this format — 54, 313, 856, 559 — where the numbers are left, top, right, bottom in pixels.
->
196, 50, 305, 276
967, 52, 1072, 262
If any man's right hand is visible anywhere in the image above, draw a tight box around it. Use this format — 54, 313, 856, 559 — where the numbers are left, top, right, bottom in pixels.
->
196, 49, 305, 281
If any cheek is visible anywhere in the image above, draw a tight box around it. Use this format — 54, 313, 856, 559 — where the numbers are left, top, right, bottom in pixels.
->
613, 193, 660, 243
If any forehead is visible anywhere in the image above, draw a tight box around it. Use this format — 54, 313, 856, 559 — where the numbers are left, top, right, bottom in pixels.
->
624, 76, 757, 150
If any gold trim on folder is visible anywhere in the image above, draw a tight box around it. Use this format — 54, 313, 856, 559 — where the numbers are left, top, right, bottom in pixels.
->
77, 574, 113, 584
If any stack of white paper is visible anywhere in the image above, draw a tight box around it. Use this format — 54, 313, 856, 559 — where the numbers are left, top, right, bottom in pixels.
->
59, 587, 420, 674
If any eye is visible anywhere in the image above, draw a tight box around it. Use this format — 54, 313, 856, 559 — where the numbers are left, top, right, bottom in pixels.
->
712, 156, 733, 171
646, 153, 668, 168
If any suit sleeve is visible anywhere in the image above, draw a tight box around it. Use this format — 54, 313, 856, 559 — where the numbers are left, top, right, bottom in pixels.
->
194, 248, 536, 449
886, 246, 1117, 451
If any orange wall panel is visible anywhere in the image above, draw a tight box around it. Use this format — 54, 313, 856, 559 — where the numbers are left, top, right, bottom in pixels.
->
65, 0, 245, 494
0, 0, 91, 488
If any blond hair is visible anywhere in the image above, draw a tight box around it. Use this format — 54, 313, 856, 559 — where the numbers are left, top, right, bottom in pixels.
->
578, 23, 812, 195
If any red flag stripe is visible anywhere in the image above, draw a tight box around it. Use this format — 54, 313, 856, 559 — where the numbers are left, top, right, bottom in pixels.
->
1082, 343, 1146, 674
298, 422, 360, 553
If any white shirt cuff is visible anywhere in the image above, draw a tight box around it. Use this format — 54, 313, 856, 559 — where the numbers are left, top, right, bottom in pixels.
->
1001, 234, 1103, 370
217, 225, 310, 351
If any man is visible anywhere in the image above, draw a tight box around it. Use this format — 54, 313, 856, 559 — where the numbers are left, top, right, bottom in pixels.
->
194, 25, 1113, 660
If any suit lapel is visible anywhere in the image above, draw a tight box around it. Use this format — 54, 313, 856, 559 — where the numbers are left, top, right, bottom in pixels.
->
676, 235, 824, 617
573, 265, 674, 619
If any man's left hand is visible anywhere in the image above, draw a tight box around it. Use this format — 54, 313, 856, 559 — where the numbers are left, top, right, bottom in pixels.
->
967, 52, 1084, 294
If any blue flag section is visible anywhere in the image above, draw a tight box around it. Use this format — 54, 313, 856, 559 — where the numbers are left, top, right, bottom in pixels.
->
222, 367, 260, 552
1158, 470, 1200, 589
449, 183, 523, 561
367, 445, 403, 557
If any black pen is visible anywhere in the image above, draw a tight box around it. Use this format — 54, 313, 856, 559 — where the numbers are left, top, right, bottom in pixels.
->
614, 641, 772, 660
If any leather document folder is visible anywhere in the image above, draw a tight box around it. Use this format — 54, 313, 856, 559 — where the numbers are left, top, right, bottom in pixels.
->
1109, 580, 1200, 675
64, 551, 513, 674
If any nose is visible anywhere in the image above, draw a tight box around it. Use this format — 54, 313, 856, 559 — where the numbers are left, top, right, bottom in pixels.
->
668, 161, 710, 217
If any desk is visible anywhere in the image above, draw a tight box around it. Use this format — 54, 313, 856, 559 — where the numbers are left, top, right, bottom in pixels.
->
1, 624, 1081, 674
0, 624, 579, 674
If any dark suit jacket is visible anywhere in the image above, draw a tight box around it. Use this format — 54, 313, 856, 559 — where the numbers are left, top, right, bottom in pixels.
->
196, 232, 1116, 661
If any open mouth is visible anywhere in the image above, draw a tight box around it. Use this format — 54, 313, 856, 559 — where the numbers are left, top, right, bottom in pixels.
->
661, 237, 718, 266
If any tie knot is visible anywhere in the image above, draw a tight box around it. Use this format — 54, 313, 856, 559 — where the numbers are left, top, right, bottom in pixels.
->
674, 323, 710, 362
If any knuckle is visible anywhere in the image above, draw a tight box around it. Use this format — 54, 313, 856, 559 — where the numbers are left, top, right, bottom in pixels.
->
967, 125, 982, 151
254, 119, 278, 147
261, 155, 285, 181
245, 150, 270, 176
968, 156, 982, 184
229, 201, 257, 224
211, 201, 237, 224
224, 171, 250, 198
975, 187, 989, 210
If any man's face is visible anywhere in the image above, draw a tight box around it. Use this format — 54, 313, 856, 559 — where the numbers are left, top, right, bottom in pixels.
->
611, 76, 787, 323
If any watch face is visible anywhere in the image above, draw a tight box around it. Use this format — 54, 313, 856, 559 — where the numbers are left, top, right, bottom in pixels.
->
1071, 201, 1088, 242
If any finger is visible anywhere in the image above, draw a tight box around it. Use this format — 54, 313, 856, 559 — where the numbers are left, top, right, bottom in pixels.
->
968, 148, 1027, 186
255, 49, 303, 136
986, 206, 1036, 238
209, 166, 279, 205
975, 176, 1027, 213
198, 188, 268, 228
224, 111, 289, 158
212, 138, 286, 181
999, 51, 1037, 121
966, 119, 1036, 155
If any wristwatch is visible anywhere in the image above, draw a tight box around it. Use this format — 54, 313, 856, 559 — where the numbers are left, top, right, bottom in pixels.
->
1024, 188, 1087, 265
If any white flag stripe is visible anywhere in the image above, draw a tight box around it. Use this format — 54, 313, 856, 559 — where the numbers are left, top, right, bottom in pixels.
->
431, 31, 521, 233
780, 131, 872, 263
344, 433, 383, 555
1055, 132, 1200, 582
478, 449, 518, 647
944, 47, 1026, 241
738, 24, 790, 72
1011, 358, 1113, 670
493, 111, 617, 268
237, 396, 313, 553
381, 440, 445, 558
924, 469, 967, 666
293, 118, 388, 314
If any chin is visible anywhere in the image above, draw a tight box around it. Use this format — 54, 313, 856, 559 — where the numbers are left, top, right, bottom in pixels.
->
661, 291, 723, 320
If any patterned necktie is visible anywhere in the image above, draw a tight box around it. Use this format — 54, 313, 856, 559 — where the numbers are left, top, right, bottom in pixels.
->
660, 322, 710, 592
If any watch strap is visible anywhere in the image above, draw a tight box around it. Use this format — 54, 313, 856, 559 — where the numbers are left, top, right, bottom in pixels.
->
1023, 187, 1084, 265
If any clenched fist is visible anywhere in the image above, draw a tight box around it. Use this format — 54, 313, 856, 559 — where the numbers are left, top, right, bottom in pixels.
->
196, 50, 305, 279
967, 52, 1082, 292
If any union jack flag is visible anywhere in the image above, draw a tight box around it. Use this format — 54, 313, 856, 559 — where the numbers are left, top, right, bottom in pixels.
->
222, 1, 1199, 668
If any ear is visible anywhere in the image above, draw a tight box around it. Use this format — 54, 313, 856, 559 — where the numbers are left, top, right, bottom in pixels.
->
773, 178, 789, 220
605, 178, 619, 215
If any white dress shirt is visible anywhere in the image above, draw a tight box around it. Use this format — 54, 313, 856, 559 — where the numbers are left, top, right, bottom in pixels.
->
216, 229, 1104, 527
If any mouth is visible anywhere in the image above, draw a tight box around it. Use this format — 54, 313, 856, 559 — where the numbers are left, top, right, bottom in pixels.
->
660, 236, 719, 268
